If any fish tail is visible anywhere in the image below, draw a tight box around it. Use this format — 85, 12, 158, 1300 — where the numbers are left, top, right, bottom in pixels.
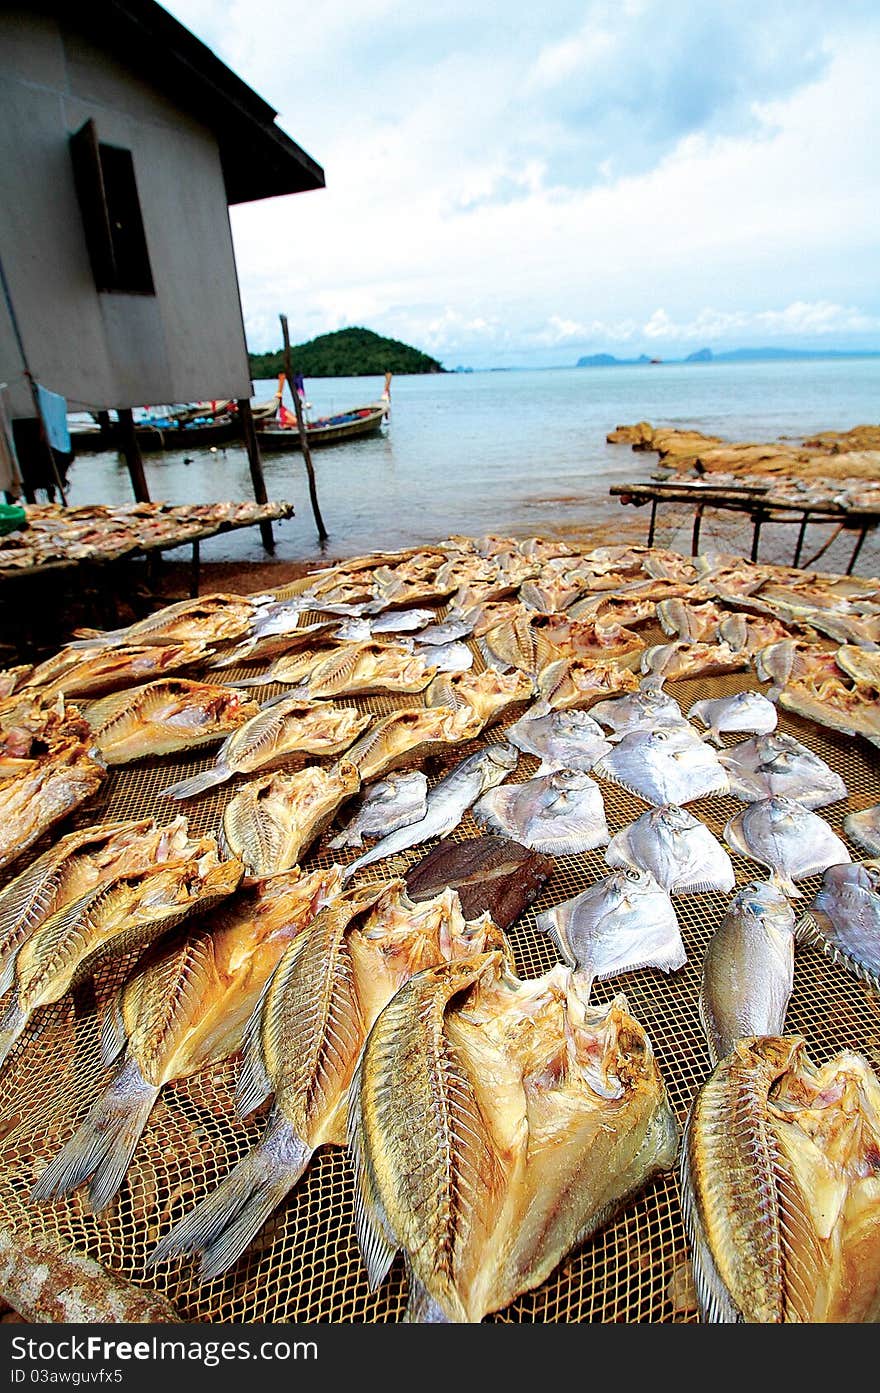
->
149, 1111, 312, 1282
404, 1275, 455, 1324
30, 1058, 159, 1211
702, 728, 723, 747
159, 765, 230, 800
227, 674, 272, 689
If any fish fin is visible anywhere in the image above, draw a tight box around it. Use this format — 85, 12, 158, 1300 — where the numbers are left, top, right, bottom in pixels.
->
0, 997, 27, 1072
701, 728, 723, 747
149, 1109, 312, 1282
100, 995, 128, 1068
533, 908, 577, 968
674, 873, 736, 895
0, 956, 17, 997
347, 1050, 399, 1291
404, 1276, 453, 1324
794, 912, 880, 992
228, 673, 273, 689
30, 1058, 159, 1211
679, 1110, 742, 1322
769, 870, 802, 900
160, 765, 231, 800
233, 948, 296, 1118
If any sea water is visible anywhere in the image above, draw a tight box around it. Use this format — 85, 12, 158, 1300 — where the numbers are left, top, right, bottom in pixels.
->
66, 358, 880, 568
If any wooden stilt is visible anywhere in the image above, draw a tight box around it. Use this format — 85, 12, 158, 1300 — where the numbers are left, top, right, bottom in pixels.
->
647, 498, 658, 546
280, 314, 328, 545
691, 505, 704, 556
237, 397, 274, 552
117, 408, 150, 502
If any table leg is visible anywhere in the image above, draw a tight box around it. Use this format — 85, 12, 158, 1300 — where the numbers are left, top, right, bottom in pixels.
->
190, 539, 201, 598
751, 511, 764, 562
846, 526, 869, 576
647, 498, 658, 547
792, 514, 809, 568
691, 505, 704, 556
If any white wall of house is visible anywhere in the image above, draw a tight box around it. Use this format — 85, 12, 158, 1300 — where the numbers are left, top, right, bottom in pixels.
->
0, 8, 252, 418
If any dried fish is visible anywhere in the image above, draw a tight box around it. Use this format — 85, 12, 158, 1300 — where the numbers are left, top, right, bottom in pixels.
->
687, 691, 778, 745
405, 834, 554, 930
0, 740, 106, 875
833, 645, 880, 687
70, 593, 256, 651
221, 761, 361, 877
536, 868, 686, 985
0, 815, 192, 994
150, 882, 506, 1280
535, 656, 639, 712
593, 727, 729, 806
423, 640, 473, 673
348, 955, 679, 1321
0, 847, 243, 1070
161, 697, 371, 799
723, 797, 851, 897
86, 679, 260, 764
720, 732, 847, 808
797, 862, 880, 991
342, 744, 518, 881
304, 640, 436, 698
698, 881, 796, 1065
473, 768, 610, 855
656, 599, 725, 642
589, 687, 688, 736
343, 705, 484, 783
425, 668, 533, 726
844, 803, 880, 856
328, 772, 429, 849
23, 642, 215, 701
681, 1036, 880, 1322
31, 865, 344, 1210
506, 706, 612, 773
639, 641, 749, 688
777, 674, 880, 743
605, 805, 734, 895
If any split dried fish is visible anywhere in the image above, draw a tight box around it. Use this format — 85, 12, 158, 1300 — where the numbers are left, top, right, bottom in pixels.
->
835, 644, 880, 686
328, 771, 429, 849
23, 642, 215, 702
221, 761, 361, 877
86, 679, 260, 764
719, 732, 847, 809
656, 599, 725, 642
698, 881, 796, 1065
687, 691, 778, 745
161, 697, 371, 799
639, 641, 749, 688
71, 593, 256, 651
536, 868, 686, 986
844, 803, 880, 856
425, 668, 533, 727
31, 865, 344, 1210
681, 1035, 880, 1321
348, 954, 679, 1321
724, 797, 851, 897
0, 740, 106, 875
422, 640, 473, 673
342, 744, 518, 881
777, 674, 880, 744
0, 815, 192, 994
343, 705, 484, 783
0, 846, 243, 1070
150, 882, 506, 1280
506, 706, 612, 773
304, 640, 436, 699
797, 862, 880, 992
473, 768, 609, 855
593, 727, 729, 806
605, 805, 734, 895
535, 656, 639, 712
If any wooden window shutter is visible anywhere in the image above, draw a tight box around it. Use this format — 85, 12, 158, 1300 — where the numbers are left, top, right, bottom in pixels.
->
69, 119, 116, 291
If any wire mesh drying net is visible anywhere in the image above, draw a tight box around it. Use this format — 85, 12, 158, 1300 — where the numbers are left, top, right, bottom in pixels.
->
0, 580, 877, 1324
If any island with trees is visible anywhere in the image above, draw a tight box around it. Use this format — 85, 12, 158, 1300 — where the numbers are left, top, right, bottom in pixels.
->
249, 327, 444, 378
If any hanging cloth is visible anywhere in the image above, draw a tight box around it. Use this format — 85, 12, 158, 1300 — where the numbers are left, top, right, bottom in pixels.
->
35, 383, 71, 454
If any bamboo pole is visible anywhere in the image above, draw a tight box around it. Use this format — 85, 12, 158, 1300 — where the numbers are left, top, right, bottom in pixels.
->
280, 313, 328, 545
236, 396, 274, 552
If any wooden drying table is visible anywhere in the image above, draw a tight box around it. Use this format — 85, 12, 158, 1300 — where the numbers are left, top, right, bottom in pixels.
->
610, 480, 880, 571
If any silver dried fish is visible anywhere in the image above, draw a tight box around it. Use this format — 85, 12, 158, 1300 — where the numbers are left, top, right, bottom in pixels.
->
605, 805, 735, 895
506, 707, 612, 773
327, 772, 429, 850
720, 732, 847, 809
472, 769, 610, 855
536, 868, 686, 986
723, 797, 851, 897
593, 728, 729, 806
687, 691, 778, 746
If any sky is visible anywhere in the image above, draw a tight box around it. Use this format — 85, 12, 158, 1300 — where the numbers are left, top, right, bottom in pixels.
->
165, 0, 880, 368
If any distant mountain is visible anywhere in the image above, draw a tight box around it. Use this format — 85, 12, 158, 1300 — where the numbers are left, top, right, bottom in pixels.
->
576, 353, 653, 367
249, 327, 444, 379
686, 346, 880, 363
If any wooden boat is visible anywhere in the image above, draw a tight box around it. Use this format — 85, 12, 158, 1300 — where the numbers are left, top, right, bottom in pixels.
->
255, 403, 388, 452
70, 407, 240, 453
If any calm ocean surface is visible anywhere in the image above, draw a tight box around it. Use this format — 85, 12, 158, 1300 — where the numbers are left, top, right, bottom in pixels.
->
67, 359, 880, 568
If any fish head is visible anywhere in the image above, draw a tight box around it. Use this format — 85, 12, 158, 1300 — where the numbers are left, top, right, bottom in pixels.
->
605, 865, 659, 904
652, 804, 697, 832
485, 743, 519, 775
730, 879, 792, 921
548, 769, 593, 793
819, 862, 877, 895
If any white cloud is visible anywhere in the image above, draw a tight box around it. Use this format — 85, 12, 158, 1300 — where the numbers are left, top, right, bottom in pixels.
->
161, 1, 880, 364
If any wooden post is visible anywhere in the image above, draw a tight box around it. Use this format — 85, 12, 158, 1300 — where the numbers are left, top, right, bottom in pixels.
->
117, 408, 150, 502
280, 313, 328, 545
237, 396, 274, 552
